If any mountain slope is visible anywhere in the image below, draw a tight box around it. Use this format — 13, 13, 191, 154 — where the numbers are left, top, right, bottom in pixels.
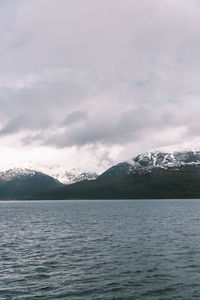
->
35, 164, 200, 199
35, 150, 200, 200
0, 168, 63, 199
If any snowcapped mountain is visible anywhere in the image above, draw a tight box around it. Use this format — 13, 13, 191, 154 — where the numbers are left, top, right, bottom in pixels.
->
40, 145, 200, 200
98, 147, 200, 180
0, 160, 99, 185
129, 150, 200, 170
0, 168, 37, 182
130, 140, 200, 170
52, 169, 98, 184
3, 143, 200, 200
2, 143, 200, 183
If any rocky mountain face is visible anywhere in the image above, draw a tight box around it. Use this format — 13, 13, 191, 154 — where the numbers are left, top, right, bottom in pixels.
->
131, 150, 200, 169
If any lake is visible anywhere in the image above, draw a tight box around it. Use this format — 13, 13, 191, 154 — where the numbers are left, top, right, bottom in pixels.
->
0, 199, 200, 299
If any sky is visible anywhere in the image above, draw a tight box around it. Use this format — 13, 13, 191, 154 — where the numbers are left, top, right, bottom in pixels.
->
1, 0, 200, 174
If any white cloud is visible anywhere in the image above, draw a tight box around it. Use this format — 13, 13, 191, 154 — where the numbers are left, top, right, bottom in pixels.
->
0, 0, 200, 172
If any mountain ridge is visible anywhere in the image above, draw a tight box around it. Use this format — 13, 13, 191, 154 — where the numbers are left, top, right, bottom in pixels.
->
2, 147, 200, 200
34, 148, 200, 200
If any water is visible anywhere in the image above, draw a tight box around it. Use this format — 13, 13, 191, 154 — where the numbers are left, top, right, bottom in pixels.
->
0, 200, 200, 299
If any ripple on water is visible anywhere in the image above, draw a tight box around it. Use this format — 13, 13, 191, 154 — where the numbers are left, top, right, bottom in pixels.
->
1, 199, 200, 299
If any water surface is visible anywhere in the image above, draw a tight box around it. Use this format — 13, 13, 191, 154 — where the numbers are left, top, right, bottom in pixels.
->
0, 199, 200, 299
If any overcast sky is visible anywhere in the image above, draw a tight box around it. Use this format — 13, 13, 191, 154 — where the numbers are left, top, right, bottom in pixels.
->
0, 0, 200, 173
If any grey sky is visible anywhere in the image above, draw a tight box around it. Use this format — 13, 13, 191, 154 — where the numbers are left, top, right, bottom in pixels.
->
0, 0, 200, 172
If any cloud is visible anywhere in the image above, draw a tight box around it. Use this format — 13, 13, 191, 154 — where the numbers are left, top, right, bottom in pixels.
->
62, 110, 88, 126
0, 0, 200, 171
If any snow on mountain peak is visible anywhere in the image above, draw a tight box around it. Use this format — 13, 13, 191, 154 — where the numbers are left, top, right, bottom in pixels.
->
128, 142, 200, 172
0, 159, 99, 184
52, 168, 98, 184
0, 167, 37, 181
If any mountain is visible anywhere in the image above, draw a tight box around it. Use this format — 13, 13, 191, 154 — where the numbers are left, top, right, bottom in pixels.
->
0, 168, 63, 199
98, 150, 200, 180
35, 149, 200, 200
52, 169, 98, 184
0, 160, 99, 185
